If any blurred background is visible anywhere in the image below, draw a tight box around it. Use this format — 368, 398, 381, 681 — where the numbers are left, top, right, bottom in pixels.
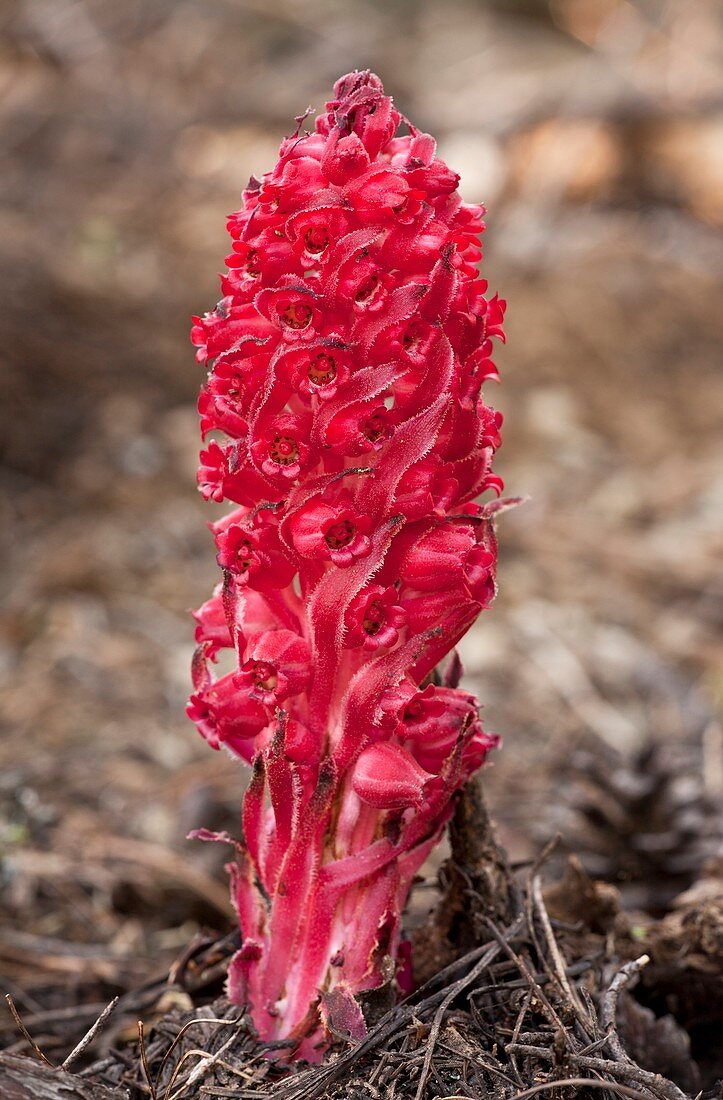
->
1, 0, 722, 1028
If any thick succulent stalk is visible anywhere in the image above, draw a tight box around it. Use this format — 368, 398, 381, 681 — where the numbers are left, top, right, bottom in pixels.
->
187, 71, 507, 1060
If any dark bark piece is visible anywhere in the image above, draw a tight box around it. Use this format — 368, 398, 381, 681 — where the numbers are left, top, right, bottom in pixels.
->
0, 1052, 127, 1100
412, 777, 517, 982
447, 775, 516, 926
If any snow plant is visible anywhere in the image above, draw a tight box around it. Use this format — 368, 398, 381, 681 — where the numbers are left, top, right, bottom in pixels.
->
188, 70, 506, 1060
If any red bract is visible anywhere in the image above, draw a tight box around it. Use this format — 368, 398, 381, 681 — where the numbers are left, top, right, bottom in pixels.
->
188, 70, 508, 1061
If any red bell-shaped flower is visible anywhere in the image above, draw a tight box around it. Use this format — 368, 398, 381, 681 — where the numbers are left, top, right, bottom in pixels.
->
287, 492, 372, 567
236, 629, 311, 704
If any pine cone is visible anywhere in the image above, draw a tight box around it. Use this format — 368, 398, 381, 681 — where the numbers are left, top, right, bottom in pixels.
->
559, 741, 722, 913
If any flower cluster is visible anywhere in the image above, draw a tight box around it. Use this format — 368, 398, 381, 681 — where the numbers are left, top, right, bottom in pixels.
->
188, 70, 506, 1060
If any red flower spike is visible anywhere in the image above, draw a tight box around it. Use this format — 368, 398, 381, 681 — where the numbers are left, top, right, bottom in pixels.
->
187, 70, 509, 1060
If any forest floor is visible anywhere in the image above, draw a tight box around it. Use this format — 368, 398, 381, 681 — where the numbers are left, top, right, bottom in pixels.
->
0, 0, 721, 1095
